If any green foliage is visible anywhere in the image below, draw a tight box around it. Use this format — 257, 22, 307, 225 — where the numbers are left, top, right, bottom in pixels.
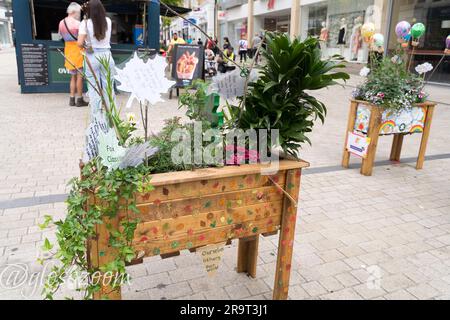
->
97, 56, 137, 145
42, 161, 154, 300
179, 80, 212, 123
237, 33, 349, 157
353, 56, 427, 112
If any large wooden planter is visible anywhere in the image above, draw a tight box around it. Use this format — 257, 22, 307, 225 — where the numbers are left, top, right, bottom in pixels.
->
87, 160, 309, 300
342, 99, 436, 176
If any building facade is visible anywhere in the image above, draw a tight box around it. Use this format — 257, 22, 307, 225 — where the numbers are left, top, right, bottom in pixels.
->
169, 0, 449, 84
0, 0, 13, 48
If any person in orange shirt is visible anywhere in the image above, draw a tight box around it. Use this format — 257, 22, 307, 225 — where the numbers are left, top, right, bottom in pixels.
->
58, 2, 88, 107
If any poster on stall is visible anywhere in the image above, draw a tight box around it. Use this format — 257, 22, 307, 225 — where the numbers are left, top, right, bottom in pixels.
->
171, 44, 204, 87
346, 131, 371, 158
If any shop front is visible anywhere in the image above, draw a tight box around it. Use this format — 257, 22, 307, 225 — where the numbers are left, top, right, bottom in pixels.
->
387, 0, 450, 84
300, 0, 380, 63
13, 0, 188, 94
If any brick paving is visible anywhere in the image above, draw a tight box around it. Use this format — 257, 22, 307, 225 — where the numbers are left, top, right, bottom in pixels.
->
0, 48, 449, 300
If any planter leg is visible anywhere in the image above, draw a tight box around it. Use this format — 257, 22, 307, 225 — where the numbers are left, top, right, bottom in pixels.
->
87, 196, 122, 300
237, 236, 259, 278
273, 169, 301, 300
342, 101, 358, 168
416, 105, 435, 170
361, 106, 382, 176
390, 134, 404, 162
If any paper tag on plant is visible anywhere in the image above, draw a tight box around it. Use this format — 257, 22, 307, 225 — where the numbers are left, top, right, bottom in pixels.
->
115, 52, 176, 107
209, 68, 259, 100
83, 113, 109, 163
98, 129, 126, 170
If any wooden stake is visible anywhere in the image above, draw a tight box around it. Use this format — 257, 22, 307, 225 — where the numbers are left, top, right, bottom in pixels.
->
416, 104, 435, 169
273, 169, 301, 300
361, 105, 382, 176
342, 100, 358, 168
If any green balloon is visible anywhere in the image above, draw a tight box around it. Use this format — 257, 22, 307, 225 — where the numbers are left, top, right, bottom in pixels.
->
411, 23, 426, 39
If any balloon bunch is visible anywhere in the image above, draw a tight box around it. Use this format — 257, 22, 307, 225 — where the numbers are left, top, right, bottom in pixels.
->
395, 21, 426, 47
361, 22, 384, 51
395, 21, 411, 48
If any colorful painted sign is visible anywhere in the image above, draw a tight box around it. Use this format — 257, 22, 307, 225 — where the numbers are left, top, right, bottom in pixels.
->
346, 131, 371, 158
354, 104, 426, 135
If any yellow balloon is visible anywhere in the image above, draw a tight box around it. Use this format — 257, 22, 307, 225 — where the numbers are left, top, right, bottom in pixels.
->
361, 22, 376, 39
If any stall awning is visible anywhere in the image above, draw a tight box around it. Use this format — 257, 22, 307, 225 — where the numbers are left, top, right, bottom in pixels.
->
160, 3, 191, 17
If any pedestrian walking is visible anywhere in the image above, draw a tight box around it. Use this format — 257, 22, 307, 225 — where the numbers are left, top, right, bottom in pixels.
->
58, 2, 88, 107
251, 33, 262, 64
238, 36, 248, 63
77, 0, 115, 117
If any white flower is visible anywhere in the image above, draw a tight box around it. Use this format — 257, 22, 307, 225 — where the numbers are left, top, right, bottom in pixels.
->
359, 67, 371, 77
415, 62, 433, 75
126, 112, 136, 124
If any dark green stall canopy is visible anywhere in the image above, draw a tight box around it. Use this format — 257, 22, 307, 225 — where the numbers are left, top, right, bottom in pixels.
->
31, 0, 191, 16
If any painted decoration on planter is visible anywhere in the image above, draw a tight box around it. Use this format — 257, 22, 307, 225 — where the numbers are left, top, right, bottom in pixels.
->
354, 104, 426, 135
197, 242, 226, 277
115, 52, 176, 108
346, 131, 370, 158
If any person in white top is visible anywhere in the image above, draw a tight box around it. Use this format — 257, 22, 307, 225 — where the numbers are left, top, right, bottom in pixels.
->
238, 36, 248, 63
77, 0, 115, 117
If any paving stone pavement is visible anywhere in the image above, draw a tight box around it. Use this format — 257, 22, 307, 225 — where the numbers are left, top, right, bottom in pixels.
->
0, 48, 449, 300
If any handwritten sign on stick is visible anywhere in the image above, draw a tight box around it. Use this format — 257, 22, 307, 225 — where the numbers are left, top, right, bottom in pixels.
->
83, 113, 109, 163
115, 52, 175, 108
211, 69, 258, 100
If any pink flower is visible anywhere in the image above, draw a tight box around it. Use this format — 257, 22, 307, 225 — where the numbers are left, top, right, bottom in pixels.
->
377, 92, 385, 99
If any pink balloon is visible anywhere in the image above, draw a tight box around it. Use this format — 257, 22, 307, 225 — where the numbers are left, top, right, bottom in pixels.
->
395, 21, 411, 38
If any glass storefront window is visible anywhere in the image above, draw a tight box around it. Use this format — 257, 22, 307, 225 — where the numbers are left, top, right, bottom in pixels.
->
302, 0, 378, 63
388, 0, 450, 84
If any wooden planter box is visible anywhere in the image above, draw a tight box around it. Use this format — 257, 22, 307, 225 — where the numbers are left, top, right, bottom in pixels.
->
342, 99, 436, 176
87, 160, 309, 300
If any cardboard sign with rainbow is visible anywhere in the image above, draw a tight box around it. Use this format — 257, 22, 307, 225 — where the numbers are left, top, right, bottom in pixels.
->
354, 104, 426, 135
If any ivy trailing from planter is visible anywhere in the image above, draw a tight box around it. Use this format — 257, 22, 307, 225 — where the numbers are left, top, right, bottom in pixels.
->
41, 161, 154, 300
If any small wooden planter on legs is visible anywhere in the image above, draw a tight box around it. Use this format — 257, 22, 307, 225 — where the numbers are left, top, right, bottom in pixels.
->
342, 99, 436, 176
87, 160, 309, 300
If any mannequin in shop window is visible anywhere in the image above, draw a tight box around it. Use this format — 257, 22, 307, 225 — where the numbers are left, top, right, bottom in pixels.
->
337, 18, 347, 58
350, 16, 363, 61
319, 21, 329, 59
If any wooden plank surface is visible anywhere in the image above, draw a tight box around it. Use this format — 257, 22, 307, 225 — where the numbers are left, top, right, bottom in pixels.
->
148, 160, 309, 187
126, 186, 284, 222
135, 171, 286, 204
133, 200, 283, 243
237, 236, 259, 278
134, 215, 280, 258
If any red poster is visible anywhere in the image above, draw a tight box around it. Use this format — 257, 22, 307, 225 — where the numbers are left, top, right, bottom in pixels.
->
268, 0, 275, 10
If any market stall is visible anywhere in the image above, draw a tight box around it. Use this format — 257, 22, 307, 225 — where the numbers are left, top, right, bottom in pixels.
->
12, 0, 190, 93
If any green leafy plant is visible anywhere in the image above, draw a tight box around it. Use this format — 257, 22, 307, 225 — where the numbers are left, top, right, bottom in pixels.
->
179, 80, 212, 123
42, 161, 154, 300
235, 33, 349, 157
352, 56, 427, 112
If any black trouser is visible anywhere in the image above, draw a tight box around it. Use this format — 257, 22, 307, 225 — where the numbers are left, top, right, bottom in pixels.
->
239, 50, 247, 62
